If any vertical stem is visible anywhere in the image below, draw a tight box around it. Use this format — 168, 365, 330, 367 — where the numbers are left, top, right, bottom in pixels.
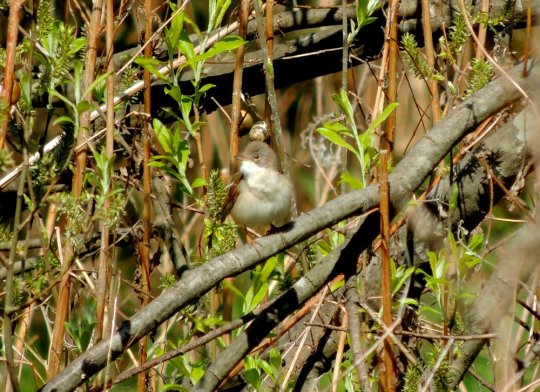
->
345, 275, 371, 391
420, 0, 441, 123
73, 0, 103, 196
382, 0, 400, 153
46, 0, 104, 371
48, 231, 71, 379
0, 0, 25, 151
522, 0, 531, 77
95, 0, 115, 344
379, 150, 396, 392
138, 0, 153, 389
264, 0, 274, 126
3, 152, 28, 392
225, 0, 249, 333
475, 0, 490, 60
340, 0, 348, 193
331, 308, 348, 392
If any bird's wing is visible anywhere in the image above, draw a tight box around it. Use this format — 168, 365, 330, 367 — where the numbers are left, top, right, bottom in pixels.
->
220, 172, 243, 222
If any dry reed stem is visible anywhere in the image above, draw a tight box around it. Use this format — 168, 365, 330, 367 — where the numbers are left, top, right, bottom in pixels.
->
48, 0, 104, 376
213, 67, 237, 328
381, 0, 400, 154
475, 0, 490, 60
332, 305, 348, 392
47, 229, 71, 379
137, 0, 154, 389
420, 0, 441, 123
94, 0, 116, 347
0, 0, 24, 151
3, 134, 28, 392
378, 150, 396, 391
523, 0, 532, 77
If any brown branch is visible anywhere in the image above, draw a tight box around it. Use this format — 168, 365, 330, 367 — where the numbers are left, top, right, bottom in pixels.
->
3, 116, 28, 392
381, 0, 400, 153
420, 0, 441, 123
229, 0, 250, 173
137, 0, 154, 389
378, 150, 396, 391
0, 0, 24, 151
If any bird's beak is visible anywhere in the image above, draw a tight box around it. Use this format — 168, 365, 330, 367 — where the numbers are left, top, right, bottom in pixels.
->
235, 153, 247, 161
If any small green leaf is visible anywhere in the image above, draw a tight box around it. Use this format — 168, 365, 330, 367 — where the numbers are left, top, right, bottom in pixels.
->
181, 36, 246, 70
365, 102, 399, 134
76, 100, 91, 114
178, 29, 195, 60
222, 280, 244, 299
250, 282, 269, 311
134, 57, 168, 82
260, 256, 278, 282
244, 368, 261, 389
53, 116, 75, 126
165, 11, 185, 52
83, 71, 112, 100
192, 177, 207, 188
199, 83, 216, 93
317, 128, 358, 156
340, 172, 363, 190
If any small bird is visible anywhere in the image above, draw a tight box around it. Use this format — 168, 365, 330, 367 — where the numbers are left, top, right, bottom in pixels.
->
222, 141, 294, 234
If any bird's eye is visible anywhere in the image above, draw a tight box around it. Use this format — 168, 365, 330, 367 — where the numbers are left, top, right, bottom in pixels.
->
254, 154, 260, 160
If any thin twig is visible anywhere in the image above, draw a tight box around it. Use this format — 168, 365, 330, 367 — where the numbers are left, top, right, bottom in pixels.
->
229, 0, 250, 172
332, 305, 348, 392
379, 150, 396, 391
137, 0, 153, 389
0, 0, 24, 151
420, 0, 441, 123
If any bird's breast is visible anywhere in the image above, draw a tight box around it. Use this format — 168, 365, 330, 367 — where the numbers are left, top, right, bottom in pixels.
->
230, 171, 293, 232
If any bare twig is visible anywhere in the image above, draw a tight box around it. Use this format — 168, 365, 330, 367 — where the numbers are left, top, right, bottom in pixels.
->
0, 0, 24, 151
378, 150, 396, 391
420, 0, 441, 123
137, 0, 154, 389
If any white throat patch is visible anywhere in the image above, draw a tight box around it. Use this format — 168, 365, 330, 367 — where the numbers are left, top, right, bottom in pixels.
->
240, 160, 265, 179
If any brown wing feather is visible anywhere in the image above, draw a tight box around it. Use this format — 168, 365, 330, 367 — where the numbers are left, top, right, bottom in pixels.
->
220, 172, 243, 222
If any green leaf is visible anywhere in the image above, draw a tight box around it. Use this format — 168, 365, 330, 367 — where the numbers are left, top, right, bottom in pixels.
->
192, 177, 207, 188
178, 29, 195, 61
152, 119, 173, 154
53, 116, 75, 126
49, 90, 77, 113
340, 172, 363, 190
365, 102, 399, 134
165, 85, 183, 106
190, 364, 205, 383
323, 121, 351, 134
181, 36, 246, 70
330, 279, 344, 292
83, 71, 112, 100
260, 256, 278, 282
222, 279, 244, 299
392, 266, 415, 297
250, 282, 269, 311
244, 368, 261, 389
317, 128, 358, 156
76, 100, 91, 114
165, 11, 185, 52
332, 89, 354, 120
134, 57, 168, 82
199, 83, 216, 93
258, 360, 274, 380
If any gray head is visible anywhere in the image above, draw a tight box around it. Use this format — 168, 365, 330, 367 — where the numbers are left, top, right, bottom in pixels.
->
236, 141, 278, 170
